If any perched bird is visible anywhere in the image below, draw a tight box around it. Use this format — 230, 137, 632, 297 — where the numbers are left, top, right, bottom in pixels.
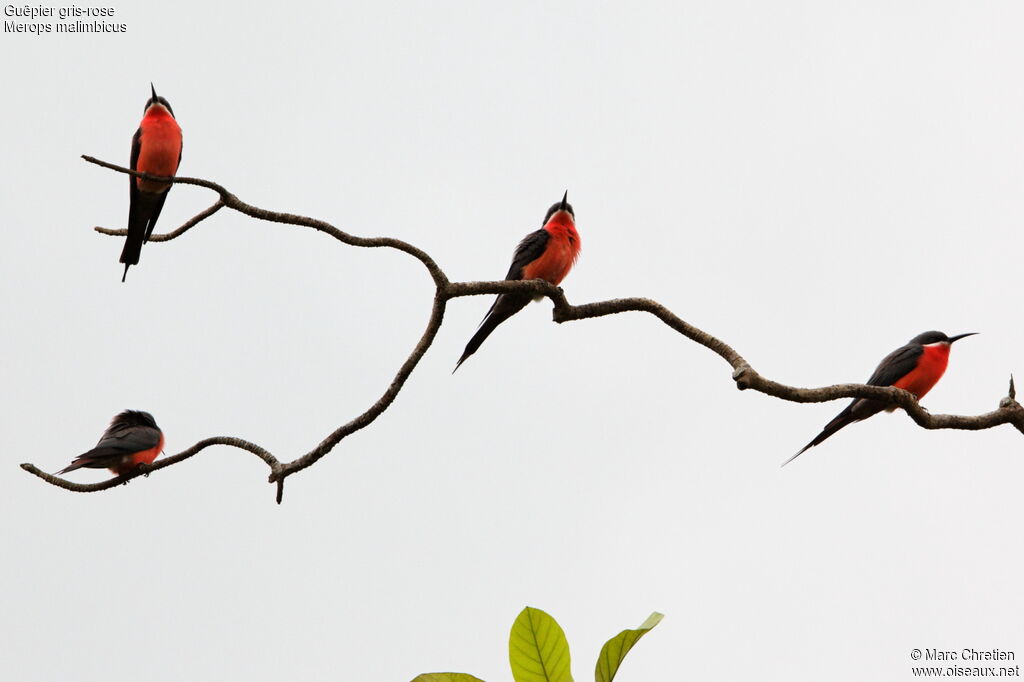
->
58, 410, 165, 476
121, 83, 182, 282
784, 331, 977, 465
454, 191, 581, 372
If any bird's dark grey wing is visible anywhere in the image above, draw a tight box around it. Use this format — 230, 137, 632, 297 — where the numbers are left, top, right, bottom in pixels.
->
453, 229, 549, 371
58, 424, 161, 474
865, 343, 923, 387
784, 341, 923, 465
143, 192, 168, 242
95, 424, 162, 454
128, 126, 142, 198
505, 229, 550, 280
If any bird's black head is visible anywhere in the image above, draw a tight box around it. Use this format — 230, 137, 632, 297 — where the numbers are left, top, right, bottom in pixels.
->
542, 190, 574, 225
145, 83, 175, 117
112, 409, 159, 429
910, 330, 978, 346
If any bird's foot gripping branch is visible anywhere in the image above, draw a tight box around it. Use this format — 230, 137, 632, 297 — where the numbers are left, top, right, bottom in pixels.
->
20, 155, 1024, 503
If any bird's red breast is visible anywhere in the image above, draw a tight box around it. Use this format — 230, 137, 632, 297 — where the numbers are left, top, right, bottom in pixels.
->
110, 432, 165, 475
521, 211, 580, 285
136, 105, 181, 193
893, 343, 951, 399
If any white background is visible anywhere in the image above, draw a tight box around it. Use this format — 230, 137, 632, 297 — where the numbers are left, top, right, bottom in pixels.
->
2, 2, 1022, 680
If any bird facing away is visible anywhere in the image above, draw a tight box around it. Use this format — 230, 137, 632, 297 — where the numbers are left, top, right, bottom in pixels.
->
58, 410, 165, 476
784, 330, 977, 466
454, 191, 581, 372
120, 83, 182, 282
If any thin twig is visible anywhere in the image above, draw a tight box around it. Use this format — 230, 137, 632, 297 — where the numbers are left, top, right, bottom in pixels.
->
95, 199, 225, 241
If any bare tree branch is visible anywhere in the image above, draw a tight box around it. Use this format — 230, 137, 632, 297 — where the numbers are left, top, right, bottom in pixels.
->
23, 156, 1023, 503
271, 287, 449, 486
80, 155, 448, 288
21, 437, 277, 493
95, 198, 225, 241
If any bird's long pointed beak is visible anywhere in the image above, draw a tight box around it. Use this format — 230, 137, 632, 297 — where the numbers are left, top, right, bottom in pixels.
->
151, 82, 157, 100
560, 190, 568, 211
948, 332, 978, 344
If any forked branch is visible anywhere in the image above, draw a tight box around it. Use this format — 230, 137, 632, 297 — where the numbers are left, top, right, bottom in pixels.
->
21, 157, 1023, 503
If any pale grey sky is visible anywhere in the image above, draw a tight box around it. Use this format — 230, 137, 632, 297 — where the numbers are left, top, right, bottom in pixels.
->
3, 2, 1022, 680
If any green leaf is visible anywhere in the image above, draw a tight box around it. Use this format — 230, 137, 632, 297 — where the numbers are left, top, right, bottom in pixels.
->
509, 606, 574, 682
410, 674, 487, 682
594, 612, 664, 682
